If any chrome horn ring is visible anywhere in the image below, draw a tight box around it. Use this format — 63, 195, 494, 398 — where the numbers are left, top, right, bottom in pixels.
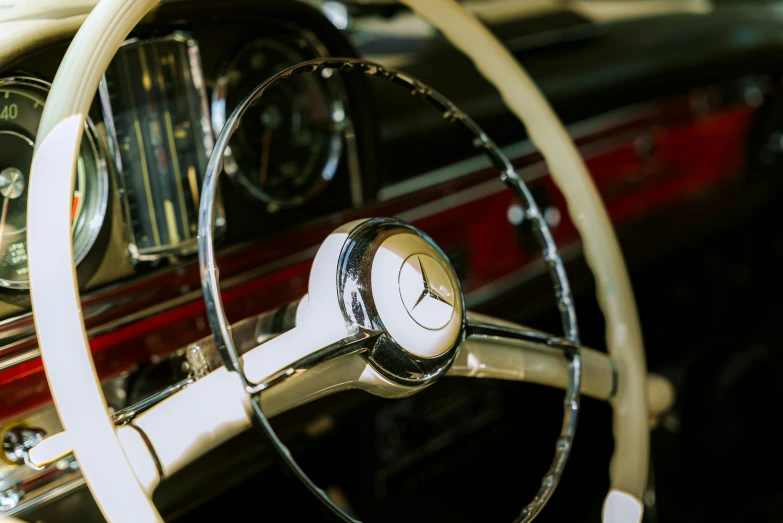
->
198, 58, 581, 522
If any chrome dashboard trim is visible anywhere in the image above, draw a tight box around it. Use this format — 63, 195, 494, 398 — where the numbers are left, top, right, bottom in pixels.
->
3, 476, 85, 518
465, 242, 584, 308
377, 101, 658, 201
394, 127, 646, 225
0, 345, 37, 373
395, 166, 542, 224
379, 138, 535, 201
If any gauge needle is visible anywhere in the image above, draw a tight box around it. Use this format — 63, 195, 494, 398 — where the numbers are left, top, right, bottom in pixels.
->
0, 198, 9, 252
72, 194, 81, 223
259, 130, 271, 185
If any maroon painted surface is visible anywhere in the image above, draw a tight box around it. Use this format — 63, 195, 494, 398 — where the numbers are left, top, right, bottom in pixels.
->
0, 101, 754, 422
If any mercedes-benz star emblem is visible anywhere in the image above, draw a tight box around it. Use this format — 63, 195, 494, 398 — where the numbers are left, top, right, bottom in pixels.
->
398, 254, 455, 330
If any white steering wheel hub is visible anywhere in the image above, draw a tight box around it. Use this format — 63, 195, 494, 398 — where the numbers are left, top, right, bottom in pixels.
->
345, 219, 463, 364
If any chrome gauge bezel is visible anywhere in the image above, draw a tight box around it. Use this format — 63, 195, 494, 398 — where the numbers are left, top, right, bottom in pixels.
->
211, 27, 347, 209
73, 117, 110, 267
0, 76, 109, 290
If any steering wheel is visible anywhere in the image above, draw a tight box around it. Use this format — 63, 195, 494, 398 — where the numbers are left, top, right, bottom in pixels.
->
22, 0, 652, 522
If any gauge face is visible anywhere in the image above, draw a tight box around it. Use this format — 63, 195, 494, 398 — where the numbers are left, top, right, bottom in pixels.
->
0, 79, 108, 289
102, 35, 216, 260
213, 33, 344, 207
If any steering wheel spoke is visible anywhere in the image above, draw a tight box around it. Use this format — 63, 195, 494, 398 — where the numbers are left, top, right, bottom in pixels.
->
107, 338, 383, 491
451, 311, 616, 401
466, 311, 566, 346
241, 320, 382, 394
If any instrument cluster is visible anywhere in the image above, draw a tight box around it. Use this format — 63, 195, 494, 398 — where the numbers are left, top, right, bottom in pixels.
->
100, 26, 357, 263
0, 11, 370, 312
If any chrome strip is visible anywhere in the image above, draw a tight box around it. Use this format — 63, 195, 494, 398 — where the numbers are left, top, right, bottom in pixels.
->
0, 342, 39, 372
465, 242, 584, 308
394, 128, 638, 225
4, 476, 85, 517
377, 101, 658, 201
379, 140, 534, 201
111, 378, 194, 426
395, 163, 545, 223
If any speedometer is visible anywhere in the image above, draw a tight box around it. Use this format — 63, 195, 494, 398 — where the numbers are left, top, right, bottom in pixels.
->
0, 77, 108, 289
212, 30, 346, 208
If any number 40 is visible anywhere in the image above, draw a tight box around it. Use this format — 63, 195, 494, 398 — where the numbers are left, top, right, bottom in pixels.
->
0, 104, 18, 120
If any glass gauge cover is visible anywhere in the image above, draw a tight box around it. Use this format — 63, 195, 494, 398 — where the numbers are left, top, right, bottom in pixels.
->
102, 33, 219, 261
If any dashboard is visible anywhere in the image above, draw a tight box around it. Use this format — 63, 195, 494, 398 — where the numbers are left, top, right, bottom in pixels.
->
0, 1, 782, 521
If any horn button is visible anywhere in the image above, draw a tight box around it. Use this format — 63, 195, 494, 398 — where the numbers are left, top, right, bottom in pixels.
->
336, 218, 464, 384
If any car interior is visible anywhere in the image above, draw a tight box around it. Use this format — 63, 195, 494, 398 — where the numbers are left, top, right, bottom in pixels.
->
0, 0, 780, 521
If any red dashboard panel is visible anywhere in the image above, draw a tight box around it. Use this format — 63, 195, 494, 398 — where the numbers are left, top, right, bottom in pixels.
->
0, 99, 754, 422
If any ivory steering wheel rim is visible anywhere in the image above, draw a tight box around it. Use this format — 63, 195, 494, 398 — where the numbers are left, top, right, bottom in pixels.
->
26, 0, 649, 522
